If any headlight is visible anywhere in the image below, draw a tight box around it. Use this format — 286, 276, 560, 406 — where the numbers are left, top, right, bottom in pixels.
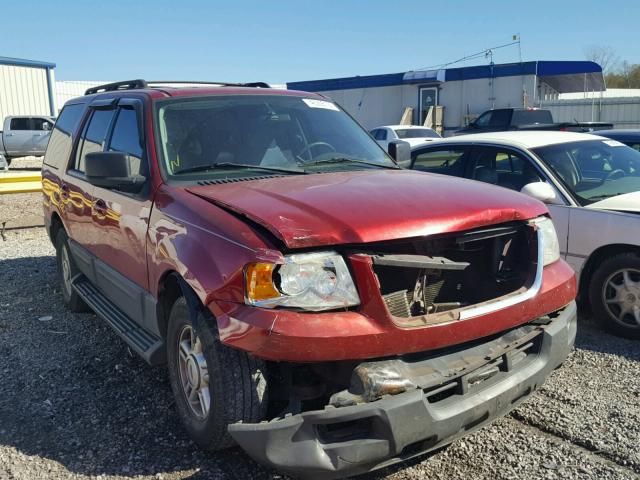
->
531, 216, 560, 266
245, 251, 360, 311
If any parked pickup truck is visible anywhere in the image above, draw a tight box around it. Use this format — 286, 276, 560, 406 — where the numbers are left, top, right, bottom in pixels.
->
453, 107, 612, 136
0, 115, 55, 168
43, 79, 577, 479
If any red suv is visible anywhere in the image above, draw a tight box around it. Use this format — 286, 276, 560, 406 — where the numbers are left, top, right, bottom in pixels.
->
42, 79, 577, 479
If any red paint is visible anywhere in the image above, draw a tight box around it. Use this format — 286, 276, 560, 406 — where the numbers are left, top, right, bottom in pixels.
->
187, 171, 548, 249
43, 86, 576, 363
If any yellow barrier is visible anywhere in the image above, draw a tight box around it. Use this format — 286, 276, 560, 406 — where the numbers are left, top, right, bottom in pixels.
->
0, 172, 43, 194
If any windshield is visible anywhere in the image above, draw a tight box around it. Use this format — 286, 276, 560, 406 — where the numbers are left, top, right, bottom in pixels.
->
395, 128, 440, 139
155, 95, 395, 180
532, 139, 640, 205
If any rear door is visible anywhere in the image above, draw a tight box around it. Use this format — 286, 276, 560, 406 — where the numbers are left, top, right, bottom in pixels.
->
65, 105, 116, 246
4, 117, 34, 156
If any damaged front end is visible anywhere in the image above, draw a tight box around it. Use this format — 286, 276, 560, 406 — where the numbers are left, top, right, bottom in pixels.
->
368, 221, 538, 325
229, 302, 576, 479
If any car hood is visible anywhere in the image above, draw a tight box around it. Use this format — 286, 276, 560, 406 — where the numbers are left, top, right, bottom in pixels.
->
586, 191, 640, 213
187, 170, 547, 249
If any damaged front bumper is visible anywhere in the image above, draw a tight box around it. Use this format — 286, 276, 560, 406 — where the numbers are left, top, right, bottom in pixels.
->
228, 301, 577, 479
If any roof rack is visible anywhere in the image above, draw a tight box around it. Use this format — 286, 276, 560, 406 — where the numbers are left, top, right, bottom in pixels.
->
85, 79, 148, 95
84, 79, 271, 95
147, 81, 271, 89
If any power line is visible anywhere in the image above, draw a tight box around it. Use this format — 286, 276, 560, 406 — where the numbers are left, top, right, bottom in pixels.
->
412, 40, 521, 71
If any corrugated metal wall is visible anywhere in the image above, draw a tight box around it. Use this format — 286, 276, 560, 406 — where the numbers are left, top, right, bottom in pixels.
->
55, 80, 109, 110
0, 64, 52, 122
541, 97, 640, 129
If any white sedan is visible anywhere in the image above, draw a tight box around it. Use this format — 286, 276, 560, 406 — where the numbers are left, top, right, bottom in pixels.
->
408, 131, 640, 338
370, 125, 441, 151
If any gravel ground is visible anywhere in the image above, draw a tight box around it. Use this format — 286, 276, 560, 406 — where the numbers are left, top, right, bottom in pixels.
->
1, 159, 44, 230
1, 209, 639, 479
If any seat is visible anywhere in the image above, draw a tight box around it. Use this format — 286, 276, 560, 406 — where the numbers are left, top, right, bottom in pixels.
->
474, 165, 498, 184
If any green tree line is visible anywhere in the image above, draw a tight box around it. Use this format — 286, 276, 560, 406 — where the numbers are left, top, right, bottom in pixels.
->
605, 63, 640, 88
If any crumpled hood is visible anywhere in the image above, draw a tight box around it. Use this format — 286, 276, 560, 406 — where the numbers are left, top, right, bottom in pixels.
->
187, 170, 548, 249
586, 191, 640, 213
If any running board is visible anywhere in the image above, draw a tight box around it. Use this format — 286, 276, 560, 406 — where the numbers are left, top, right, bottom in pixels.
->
72, 275, 165, 365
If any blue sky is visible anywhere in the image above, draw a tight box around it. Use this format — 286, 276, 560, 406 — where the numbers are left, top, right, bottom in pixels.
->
3, 0, 639, 83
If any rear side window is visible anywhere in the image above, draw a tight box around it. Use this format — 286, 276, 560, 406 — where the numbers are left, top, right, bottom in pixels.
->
43, 104, 86, 169
412, 148, 466, 176
75, 109, 116, 172
10, 118, 30, 130
108, 108, 145, 176
488, 110, 510, 127
511, 109, 553, 126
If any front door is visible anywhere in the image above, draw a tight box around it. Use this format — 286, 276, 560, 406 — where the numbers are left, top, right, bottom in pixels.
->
419, 88, 438, 125
32, 117, 54, 153
87, 100, 151, 293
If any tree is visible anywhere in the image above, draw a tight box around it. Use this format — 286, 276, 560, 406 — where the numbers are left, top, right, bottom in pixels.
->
584, 45, 619, 74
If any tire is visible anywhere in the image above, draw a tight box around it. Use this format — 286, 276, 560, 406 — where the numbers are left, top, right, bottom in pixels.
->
55, 230, 89, 312
588, 252, 640, 339
167, 297, 268, 450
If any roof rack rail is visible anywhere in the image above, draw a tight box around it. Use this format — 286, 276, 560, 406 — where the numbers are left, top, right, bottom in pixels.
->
85, 79, 148, 95
146, 81, 271, 88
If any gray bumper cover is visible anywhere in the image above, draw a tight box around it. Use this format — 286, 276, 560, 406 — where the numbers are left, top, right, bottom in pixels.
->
229, 302, 577, 479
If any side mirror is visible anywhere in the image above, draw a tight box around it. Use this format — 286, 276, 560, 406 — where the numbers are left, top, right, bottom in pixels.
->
42, 122, 51, 131
520, 182, 562, 205
85, 151, 146, 193
387, 140, 411, 166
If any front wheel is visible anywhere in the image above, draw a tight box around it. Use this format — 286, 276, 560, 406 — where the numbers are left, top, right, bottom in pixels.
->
589, 252, 640, 339
166, 297, 268, 450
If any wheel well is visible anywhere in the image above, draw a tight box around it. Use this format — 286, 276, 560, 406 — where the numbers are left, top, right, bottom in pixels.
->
579, 244, 640, 302
157, 272, 183, 340
50, 213, 64, 241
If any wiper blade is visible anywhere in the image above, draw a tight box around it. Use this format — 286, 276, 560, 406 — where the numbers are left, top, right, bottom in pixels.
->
303, 156, 400, 169
174, 162, 307, 175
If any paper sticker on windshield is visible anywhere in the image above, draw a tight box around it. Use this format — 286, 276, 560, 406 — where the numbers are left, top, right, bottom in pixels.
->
603, 140, 625, 147
302, 98, 340, 111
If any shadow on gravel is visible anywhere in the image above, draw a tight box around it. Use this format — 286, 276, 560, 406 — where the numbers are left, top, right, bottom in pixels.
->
0, 255, 278, 480
574, 316, 640, 362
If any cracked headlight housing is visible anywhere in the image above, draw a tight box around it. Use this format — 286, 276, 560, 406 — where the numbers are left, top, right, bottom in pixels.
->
245, 251, 360, 311
531, 216, 560, 266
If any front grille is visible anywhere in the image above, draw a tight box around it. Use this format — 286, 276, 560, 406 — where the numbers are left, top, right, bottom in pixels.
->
371, 222, 537, 320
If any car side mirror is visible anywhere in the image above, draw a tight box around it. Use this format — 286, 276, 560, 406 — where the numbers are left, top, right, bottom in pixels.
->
520, 182, 563, 205
85, 152, 146, 193
387, 140, 411, 166
42, 123, 51, 131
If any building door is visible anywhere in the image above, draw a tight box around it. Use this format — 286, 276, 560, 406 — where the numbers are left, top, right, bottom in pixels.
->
419, 87, 438, 125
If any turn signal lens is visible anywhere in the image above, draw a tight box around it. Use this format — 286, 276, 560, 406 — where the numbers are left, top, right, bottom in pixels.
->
245, 263, 280, 301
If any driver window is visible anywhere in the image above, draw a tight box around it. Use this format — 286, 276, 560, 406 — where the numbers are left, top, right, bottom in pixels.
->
472, 147, 545, 191
474, 112, 491, 127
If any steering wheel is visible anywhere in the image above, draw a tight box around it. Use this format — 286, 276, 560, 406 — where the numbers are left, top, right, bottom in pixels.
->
298, 141, 336, 160
605, 169, 626, 181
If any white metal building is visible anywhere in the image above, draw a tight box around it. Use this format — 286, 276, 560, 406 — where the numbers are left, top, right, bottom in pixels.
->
0, 56, 56, 121
287, 61, 605, 135
55, 80, 109, 110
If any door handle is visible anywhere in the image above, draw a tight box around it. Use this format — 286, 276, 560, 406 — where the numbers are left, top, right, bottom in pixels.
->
5, 133, 14, 136
60, 183, 70, 199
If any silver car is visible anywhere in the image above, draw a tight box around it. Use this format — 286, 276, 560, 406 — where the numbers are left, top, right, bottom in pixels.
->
409, 131, 640, 338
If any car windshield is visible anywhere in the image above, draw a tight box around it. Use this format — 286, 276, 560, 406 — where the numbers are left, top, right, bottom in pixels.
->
155, 95, 395, 180
394, 128, 440, 139
532, 139, 640, 205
